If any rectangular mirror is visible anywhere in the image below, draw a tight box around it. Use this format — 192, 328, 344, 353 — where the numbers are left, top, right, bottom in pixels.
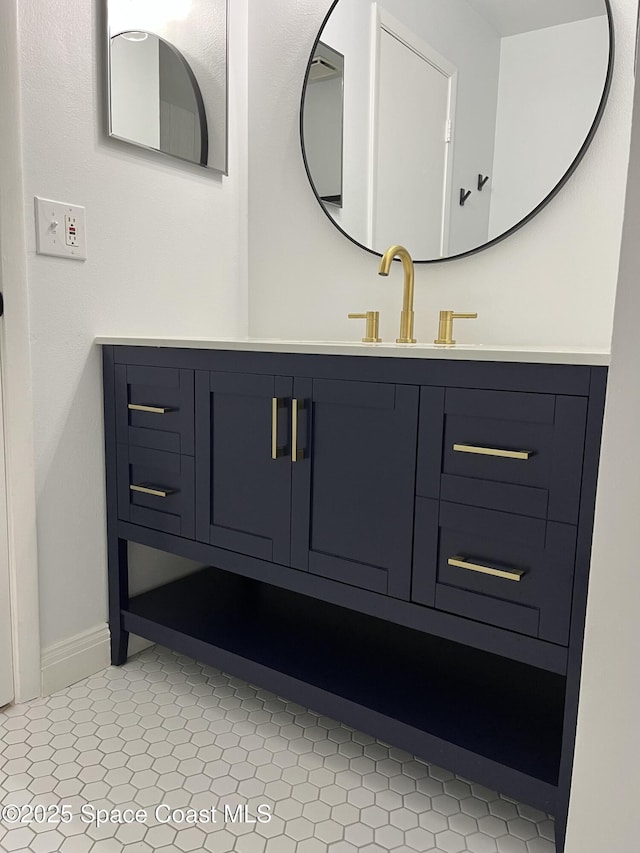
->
106, 0, 228, 174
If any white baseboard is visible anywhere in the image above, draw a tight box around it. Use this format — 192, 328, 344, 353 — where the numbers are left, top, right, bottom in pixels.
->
41, 624, 155, 695
41, 624, 110, 695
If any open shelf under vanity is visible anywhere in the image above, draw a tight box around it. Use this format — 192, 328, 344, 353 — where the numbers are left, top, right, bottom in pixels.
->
123, 566, 564, 812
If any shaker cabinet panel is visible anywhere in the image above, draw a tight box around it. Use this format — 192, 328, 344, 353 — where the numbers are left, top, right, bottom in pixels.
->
412, 499, 576, 645
440, 475, 549, 519
445, 388, 556, 423
195, 371, 293, 565
291, 378, 419, 598
115, 364, 194, 455
443, 411, 555, 490
439, 389, 587, 523
117, 444, 195, 539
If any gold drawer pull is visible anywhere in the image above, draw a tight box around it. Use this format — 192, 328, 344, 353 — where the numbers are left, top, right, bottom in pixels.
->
453, 443, 532, 460
292, 399, 304, 462
272, 398, 285, 460
130, 484, 173, 498
128, 404, 173, 414
448, 556, 524, 582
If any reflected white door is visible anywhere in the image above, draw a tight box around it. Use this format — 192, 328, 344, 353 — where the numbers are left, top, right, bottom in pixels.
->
0, 359, 13, 707
372, 28, 452, 257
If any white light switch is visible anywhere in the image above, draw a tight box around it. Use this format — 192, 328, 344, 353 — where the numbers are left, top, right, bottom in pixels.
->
35, 197, 87, 260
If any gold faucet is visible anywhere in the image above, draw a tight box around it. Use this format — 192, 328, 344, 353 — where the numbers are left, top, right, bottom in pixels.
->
378, 245, 416, 343
348, 311, 381, 343
434, 310, 478, 345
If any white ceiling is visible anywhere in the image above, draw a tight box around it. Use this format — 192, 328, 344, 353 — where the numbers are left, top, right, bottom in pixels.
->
465, 0, 607, 37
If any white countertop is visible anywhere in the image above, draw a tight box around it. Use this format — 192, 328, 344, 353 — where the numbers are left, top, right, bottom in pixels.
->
95, 336, 610, 366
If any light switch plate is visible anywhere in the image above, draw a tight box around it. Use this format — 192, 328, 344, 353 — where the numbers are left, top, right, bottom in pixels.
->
35, 197, 87, 260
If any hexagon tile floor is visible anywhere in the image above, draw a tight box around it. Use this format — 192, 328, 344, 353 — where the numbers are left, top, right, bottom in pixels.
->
0, 646, 556, 853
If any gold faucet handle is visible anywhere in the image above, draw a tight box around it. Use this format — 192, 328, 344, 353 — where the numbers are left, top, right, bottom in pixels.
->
434, 311, 478, 345
348, 311, 381, 343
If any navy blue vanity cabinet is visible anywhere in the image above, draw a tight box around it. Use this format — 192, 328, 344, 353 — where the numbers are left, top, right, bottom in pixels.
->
103, 346, 607, 853
290, 377, 419, 597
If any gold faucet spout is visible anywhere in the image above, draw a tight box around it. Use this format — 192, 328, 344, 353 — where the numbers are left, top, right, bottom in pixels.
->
378, 245, 416, 343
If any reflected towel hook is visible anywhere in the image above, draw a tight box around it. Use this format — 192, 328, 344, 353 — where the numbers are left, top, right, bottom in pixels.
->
478, 174, 490, 191
459, 189, 472, 206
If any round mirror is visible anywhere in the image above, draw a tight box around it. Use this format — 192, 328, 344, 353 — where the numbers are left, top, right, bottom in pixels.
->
300, 0, 613, 262
109, 31, 209, 167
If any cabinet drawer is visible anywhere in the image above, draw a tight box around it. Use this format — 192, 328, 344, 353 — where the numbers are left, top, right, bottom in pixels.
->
115, 364, 194, 455
117, 445, 194, 538
418, 387, 587, 523
413, 499, 576, 645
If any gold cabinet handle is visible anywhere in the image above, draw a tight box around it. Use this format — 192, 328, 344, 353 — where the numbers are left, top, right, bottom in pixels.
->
272, 398, 285, 460
130, 484, 173, 498
448, 556, 524, 582
453, 443, 532, 460
128, 404, 173, 414
292, 399, 304, 462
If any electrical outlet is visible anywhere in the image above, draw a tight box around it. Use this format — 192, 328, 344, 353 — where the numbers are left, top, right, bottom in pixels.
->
35, 197, 87, 260
65, 215, 78, 247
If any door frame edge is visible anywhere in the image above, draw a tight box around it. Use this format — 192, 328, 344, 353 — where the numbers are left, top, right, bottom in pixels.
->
0, 0, 42, 703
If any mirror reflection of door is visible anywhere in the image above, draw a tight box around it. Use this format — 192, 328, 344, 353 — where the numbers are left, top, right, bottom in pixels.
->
110, 32, 208, 167
372, 22, 455, 258
158, 39, 206, 164
303, 43, 344, 207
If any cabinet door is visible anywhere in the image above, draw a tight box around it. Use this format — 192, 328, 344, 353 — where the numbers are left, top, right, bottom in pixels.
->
195, 371, 292, 565
291, 377, 419, 598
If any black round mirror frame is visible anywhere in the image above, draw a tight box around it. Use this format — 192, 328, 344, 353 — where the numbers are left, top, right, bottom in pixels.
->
299, 0, 615, 263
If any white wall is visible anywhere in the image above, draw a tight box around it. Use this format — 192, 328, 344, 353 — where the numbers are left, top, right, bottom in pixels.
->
248, 0, 634, 350
16, 0, 248, 654
564, 43, 640, 853
489, 16, 610, 239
